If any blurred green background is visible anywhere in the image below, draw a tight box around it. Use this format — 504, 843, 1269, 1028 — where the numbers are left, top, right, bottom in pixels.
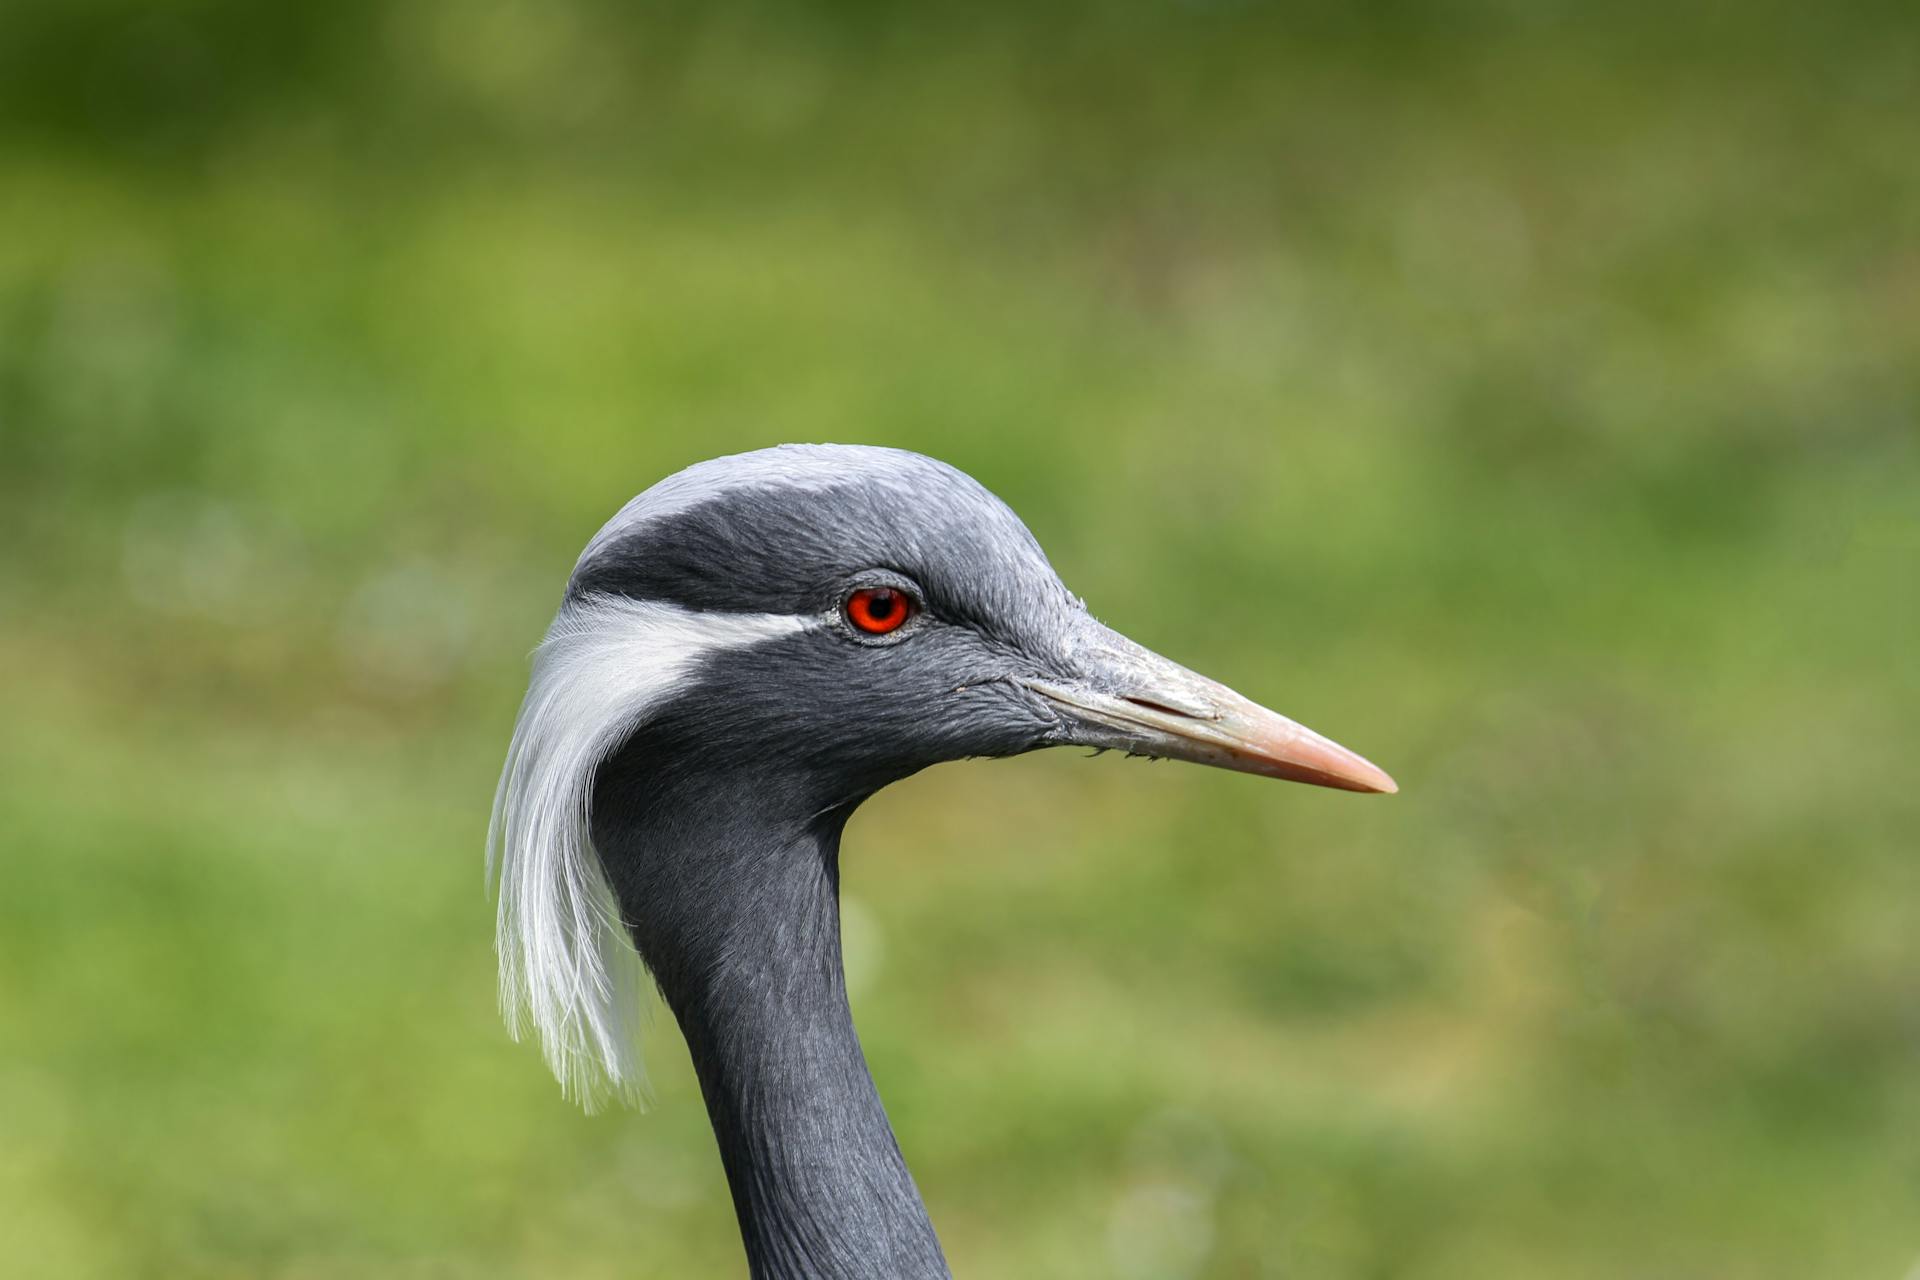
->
2, 1, 1916, 1276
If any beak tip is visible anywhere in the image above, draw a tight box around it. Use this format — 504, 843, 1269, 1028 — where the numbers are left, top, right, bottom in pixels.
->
1344, 753, 1399, 795
1264, 731, 1399, 797
1322, 760, 1399, 795
1350, 756, 1399, 795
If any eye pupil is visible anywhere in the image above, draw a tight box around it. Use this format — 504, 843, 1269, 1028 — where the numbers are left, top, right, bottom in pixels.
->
846, 586, 912, 635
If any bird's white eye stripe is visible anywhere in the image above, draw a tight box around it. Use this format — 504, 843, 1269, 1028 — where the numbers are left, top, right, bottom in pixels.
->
487, 594, 811, 1109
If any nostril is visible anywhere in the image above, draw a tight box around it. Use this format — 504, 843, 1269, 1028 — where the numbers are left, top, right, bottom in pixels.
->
1121, 694, 1215, 721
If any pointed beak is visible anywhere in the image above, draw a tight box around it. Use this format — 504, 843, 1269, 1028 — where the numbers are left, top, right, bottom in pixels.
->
1023, 622, 1397, 795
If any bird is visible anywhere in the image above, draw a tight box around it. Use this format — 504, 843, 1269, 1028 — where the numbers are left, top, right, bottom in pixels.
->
487, 444, 1395, 1279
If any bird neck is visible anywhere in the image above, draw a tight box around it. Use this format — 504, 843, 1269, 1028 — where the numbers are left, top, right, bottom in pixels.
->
593, 769, 950, 1280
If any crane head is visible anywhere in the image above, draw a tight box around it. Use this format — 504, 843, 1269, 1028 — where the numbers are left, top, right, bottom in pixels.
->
563, 443, 1394, 799
490, 444, 1393, 1106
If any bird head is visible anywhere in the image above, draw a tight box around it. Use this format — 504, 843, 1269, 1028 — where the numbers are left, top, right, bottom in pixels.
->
565, 443, 1395, 800
490, 444, 1393, 1106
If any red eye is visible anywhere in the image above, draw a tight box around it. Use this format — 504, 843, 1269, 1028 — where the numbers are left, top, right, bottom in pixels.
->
845, 586, 913, 635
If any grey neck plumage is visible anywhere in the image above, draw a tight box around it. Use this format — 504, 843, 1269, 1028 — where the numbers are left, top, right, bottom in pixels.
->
591, 749, 950, 1280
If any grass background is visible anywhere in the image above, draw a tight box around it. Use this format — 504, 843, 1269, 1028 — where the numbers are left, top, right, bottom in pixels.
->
2, 1, 1916, 1276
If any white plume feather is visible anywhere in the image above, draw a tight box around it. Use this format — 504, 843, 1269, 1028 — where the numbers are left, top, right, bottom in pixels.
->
487, 593, 808, 1109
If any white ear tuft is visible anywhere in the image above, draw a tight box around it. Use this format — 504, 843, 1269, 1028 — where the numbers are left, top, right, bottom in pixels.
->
486, 593, 808, 1110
